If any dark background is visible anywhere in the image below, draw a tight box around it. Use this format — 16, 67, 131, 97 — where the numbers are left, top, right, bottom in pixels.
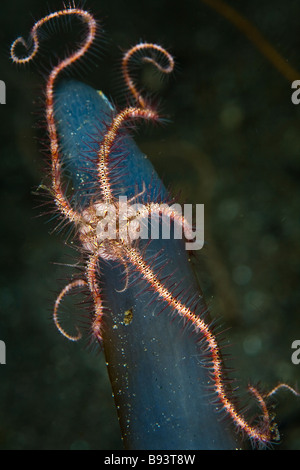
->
0, 0, 300, 450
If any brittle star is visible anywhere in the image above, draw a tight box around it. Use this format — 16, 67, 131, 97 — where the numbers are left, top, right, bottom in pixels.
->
10, 5, 299, 448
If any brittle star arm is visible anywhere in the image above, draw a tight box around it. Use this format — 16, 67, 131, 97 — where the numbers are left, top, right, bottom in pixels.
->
96, 42, 174, 203
53, 254, 105, 343
97, 107, 159, 204
132, 202, 195, 242
119, 241, 273, 444
10, 8, 97, 224
122, 43, 175, 108
54, 279, 87, 341
86, 251, 105, 342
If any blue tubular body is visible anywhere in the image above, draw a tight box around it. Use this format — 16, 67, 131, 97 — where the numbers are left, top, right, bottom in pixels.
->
54, 80, 239, 450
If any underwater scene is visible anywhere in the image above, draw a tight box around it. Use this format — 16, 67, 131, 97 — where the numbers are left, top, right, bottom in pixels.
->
0, 0, 300, 451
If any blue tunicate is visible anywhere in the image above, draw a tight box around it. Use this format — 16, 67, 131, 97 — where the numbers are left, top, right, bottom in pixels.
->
54, 79, 239, 450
